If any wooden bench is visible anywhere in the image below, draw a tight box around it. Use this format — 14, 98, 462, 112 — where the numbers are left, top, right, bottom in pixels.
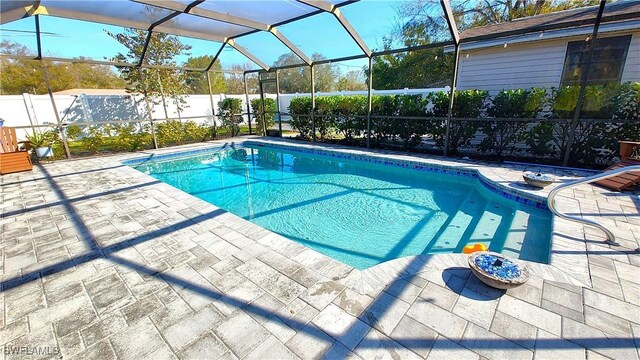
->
594, 141, 640, 191
1, 127, 33, 175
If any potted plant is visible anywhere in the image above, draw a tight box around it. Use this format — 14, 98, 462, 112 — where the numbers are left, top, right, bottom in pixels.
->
25, 131, 53, 158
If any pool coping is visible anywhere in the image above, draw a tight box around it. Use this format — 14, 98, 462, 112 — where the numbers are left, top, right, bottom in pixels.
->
121, 137, 594, 293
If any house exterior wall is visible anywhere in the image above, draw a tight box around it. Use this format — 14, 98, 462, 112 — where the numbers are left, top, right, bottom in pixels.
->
622, 32, 640, 83
456, 31, 639, 92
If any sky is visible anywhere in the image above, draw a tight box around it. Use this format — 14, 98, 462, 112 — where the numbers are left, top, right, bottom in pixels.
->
0, 0, 439, 73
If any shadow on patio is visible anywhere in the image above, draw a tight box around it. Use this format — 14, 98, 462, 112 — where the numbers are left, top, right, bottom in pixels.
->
1, 162, 638, 359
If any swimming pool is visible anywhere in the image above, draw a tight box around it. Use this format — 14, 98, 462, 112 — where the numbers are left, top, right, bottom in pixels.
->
130, 144, 552, 269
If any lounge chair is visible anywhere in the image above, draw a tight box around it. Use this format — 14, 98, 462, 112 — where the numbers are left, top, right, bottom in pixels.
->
594, 141, 640, 191
0, 127, 33, 175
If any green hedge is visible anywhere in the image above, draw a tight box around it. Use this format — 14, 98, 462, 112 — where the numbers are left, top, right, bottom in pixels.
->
289, 97, 313, 139
287, 83, 640, 167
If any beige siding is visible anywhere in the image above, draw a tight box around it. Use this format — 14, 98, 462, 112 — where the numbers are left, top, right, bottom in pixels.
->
622, 33, 640, 82
457, 32, 639, 92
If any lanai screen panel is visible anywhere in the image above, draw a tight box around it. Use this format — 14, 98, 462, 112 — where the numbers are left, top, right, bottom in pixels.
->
452, 0, 640, 43
339, 0, 454, 52
153, 12, 253, 42
190, 0, 319, 25
326, 0, 355, 4
0, 0, 39, 24
0, 0, 32, 12
234, 31, 307, 68
277, 12, 365, 60
141, 34, 225, 68
2, 0, 459, 69
216, 44, 262, 71
39, 17, 134, 62
39, 0, 174, 30
0, 17, 38, 56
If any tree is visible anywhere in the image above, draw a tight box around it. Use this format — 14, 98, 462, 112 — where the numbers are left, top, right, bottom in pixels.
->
106, 28, 190, 117
65, 60, 127, 89
183, 55, 226, 94
396, 0, 599, 38
313, 56, 340, 92
223, 63, 257, 94
464, 0, 599, 28
272, 53, 338, 93
372, 46, 453, 90
336, 70, 367, 91
0, 41, 125, 95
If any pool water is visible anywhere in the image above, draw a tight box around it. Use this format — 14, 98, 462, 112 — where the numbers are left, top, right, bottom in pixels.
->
132, 145, 552, 269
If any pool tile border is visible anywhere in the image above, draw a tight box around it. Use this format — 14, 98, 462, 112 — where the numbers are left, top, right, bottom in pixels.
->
122, 144, 229, 165
243, 140, 549, 210
123, 139, 548, 210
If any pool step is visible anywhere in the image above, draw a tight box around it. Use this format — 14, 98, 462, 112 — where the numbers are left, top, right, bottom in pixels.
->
497, 209, 529, 260
427, 191, 486, 252
501, 210, 551, 262
463, 199, 513, 252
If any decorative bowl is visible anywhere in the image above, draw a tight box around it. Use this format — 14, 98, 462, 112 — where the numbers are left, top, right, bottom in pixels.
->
468, 251, 529, 289
523, 172, 554, 188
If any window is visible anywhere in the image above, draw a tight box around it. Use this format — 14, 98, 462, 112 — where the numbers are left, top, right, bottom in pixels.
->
560, 35, 632, 86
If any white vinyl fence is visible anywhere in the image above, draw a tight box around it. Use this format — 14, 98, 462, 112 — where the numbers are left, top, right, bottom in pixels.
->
0, 88, 447, 140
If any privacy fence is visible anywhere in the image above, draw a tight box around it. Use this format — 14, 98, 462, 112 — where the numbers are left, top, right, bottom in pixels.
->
0, 88, 444, 160
0, 92, 267, 158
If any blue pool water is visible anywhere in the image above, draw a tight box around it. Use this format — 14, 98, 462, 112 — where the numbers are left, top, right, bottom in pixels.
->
131, 145, 552, 269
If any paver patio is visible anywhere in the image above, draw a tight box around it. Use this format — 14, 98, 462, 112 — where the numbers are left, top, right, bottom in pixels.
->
1, 137, 639, 360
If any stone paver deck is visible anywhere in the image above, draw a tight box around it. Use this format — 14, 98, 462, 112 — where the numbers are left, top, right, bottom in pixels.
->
1, 137, 639, 360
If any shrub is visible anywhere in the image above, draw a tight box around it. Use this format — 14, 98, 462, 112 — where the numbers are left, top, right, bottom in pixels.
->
156, 120, 212, 147
250, 98, 277, 135
479, 88, 546, 157
280, 83, 637, 167
607, 82, 640, 121
112, 124, 153, 151
81, 125, 105, 154
65, 125, 83, 141
395, 95, 428, 148
314, 97, 336, 140
526, 83, 639, 164
331, 95, 367, 142
549, 84, 619, 119
182, 121, 213, 142
427, 90, 488, 153
565, 84, 640, 166
371, 95, 397, 144
218, 98, 243, 137
156, 121, 183, 147
288, 97, 313, 139
486, 88, 546, 118
43, 128, 67, 159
